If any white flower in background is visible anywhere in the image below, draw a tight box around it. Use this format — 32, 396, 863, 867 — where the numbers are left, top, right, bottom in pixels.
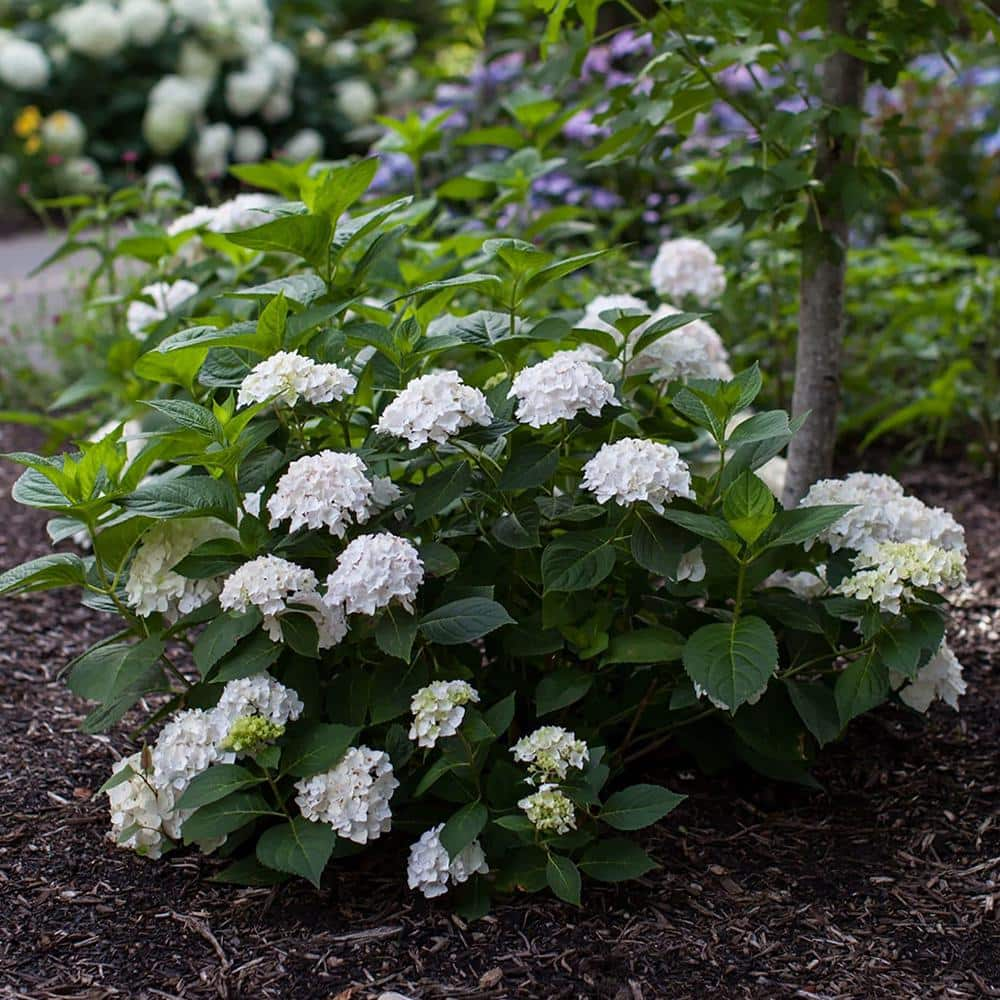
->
325, 532, 424, 617
578, 293, 650, 337
798, 473, 966, 556
286, 589, 350, 649
370, 475, 403, 513
106, 753, 178, 858
509, 355, 617, 428
208, 192, 280, 232
650, 237, 726, 304
149, 74, 210, 115
627, 305, 733, 383
55, 2, 128, 59
325, 38, 359, 67
41, 111, 86, 157
835, 539, 965, 614
258, 42, 297, 89
512, 726, 589, 783
261, 91, 293, 123
121, 0, 170, 45
335, 78, 378, 125
407, 824, 489, 898
125, 518, 235, 619
891, 641, 966, 713
178, 39, 219, 83
233, 125, 267, 163
757, 456, 787, 498
146, 163, 183, 194
267, 451, 374, 536
219, 554, 318, 639
56, 156, 103, 193
215, 673, 304, 728
408, 680, 479, 748
376, 371, 492, 449
242, 487, 264, 519
294, 746, 399, 844
763, 568, 828, 599
193, 122, 233, 178
582, 438, 693, 513
237, 351, 356, 408
142, 102, 193, 156
151, 708, 232, 792
225, 64, 273, 116
126, 279, 198, 335
284, 128, 325, 162
0, 38, 51, 91
676, 546, 707, 583
518, 785, 576, 835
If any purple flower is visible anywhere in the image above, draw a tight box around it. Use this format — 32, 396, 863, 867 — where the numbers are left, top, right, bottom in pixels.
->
609, 29, 653, 60
562, 109, 609, 143
369, 152, 415, 193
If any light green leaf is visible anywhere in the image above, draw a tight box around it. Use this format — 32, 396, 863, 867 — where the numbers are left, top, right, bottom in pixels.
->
599, 784, 686, 831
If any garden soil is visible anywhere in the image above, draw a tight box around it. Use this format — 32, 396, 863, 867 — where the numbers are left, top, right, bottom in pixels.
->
0, 424, 996, 1000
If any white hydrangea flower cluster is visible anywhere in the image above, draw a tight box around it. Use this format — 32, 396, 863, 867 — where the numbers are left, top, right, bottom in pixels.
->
0, 36, 51, 91
167, 193, 280, 238
237, 351, 357, 409
375, 371, 493, 448
835, 540, 966, 614
508, 355, 617, 428
627, 305, 733, 383
324, 533, 424, 616
406, 824, 489, 898
511, 726, 589, 784
518, 785, 576, 835
54, 2, 129, 59
126, 280, 199, 336
763, 568, 829, 599
294, 747, 399, 844
106, 753, 183, 859
582, 438, 693, 513
215, 672, 304, 728
151, 708, 233, 792
650, 237, 726, 304
267, 451, 374, 536
408, 680, 479, 749
798, 472, 966, 556
125, 518, 236, 620
891, 641, 966, 713
578, 293, 650, 337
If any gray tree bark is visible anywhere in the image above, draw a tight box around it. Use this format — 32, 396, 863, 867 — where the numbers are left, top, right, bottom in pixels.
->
782, 0, 867, 507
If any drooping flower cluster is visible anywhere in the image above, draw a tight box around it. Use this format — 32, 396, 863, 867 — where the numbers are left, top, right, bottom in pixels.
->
237, 351, 356, 408
294, 747, 399, 844
650, 237, 726, 304
518, 785, 576, 835
125, 518, 236, 620
375, 370, 493, 448
891, 641, 967, 713
511, 726, 589, 783
835, 539, 966, 614
266, 451, 374, 536
126, 280, 199, 336
582, 438, 693, 513
409, 680, 479, 749
406, 824, 489, 898
508, 355, 617, 428
324, 533, 424, 616
106, 753, 183, 859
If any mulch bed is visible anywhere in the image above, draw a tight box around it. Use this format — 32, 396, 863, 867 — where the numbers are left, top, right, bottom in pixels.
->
0, 424, 996, 1000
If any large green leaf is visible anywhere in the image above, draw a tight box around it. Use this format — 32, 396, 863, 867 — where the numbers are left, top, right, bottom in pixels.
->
599, 784, 686, 831
835, 650, 889, 725
722, 471, 775, 545
374, 606, 419, 662
535, 669, 592, 715
224, 214, 333, 271
181, 791, 273, 844
193, 609, 262, 676
541, 532, 615, 593
440, 801, 488, 860
498, 444, 559, 490
763, 505, 856, 549
630, 508, 686, 577
120, 476, 237, 522
784, 679, 842, 747
419, 598, 515, 645
256, 817, 336, 889
413, 462, 471, 524
280, 724, 359, 778
546, 853, 582, 906
602, 627, 684, 666
578, 838, 657, 882
0, 553, 88, 596
175, 764, 264, 811
226, 274, 328, 307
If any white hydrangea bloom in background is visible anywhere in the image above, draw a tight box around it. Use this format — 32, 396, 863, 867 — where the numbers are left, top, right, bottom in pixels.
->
41, 111, 87, 156
335, 78, 378, 124
676, 546, 707, 583
242, 487, 264, 519
512, 726, 589, 783
757, 456, 787, 498
835, 539, 965, 614
151, 709, 232, 793
267, 451, 374, 536
583, 438, 693, 513
219, 554, 318, 639
225, 64, 272, 116
193, 122, 233, 178
215, 673, 304, 728
54, 2, 128, 59
407, 824, 489, 898
294, 746, 399, 844
207, 193, 281, 233
627, 305, 733, 383
232, 125, 267, 163
650, 237, 726, 304
106, 753, 177, 859
237, 351, 356, 408
763, 568, 828, 599
578, 293, 650, 337
509, 355, 617, 428
143, 100, 194, 157
120, 0, 170, 45
370, 475, 404, 514
409, 680, 479, 748
518, 785, 576, 835
325, 533, 424, 617
125, 518, 235, 619
126, 280, 199, 336
284, 128, 324, 162
891, 641, 966, 713
0, 38, 51, 91
376, 371, 492, 449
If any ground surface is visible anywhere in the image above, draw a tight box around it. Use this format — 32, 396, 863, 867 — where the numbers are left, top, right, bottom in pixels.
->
0, 424, 996, 1000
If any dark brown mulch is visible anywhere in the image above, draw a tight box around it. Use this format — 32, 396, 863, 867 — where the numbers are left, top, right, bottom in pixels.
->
0, 425, 996, 1000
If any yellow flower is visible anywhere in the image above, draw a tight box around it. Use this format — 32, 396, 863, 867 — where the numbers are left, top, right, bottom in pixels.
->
14, 105, 42, 138
24, 134, 42, 155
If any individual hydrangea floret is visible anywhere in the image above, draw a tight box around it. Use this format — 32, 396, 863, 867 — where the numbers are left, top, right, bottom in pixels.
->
835, 540, 965, 614
151, 709, 232, 793
267, 451, 374, 536
324, 533, 424, 617
220, 716, 285, 754
891, 641, 966, 713
375, 370, 493, 448
237, 351, 357, 408
650, 237, 726, 304
215, 673, 304, 728
126, 280, 199, 336
508, 355, 617, 428
407, 823, 489, 898
409, 680, 480, 749
763, 568, 828, 600
627, 305, 733, 383
582, 438, 693, 513
512, 726, 589, 783
676, 546, 707, 583
518, 784, 576, 835
125, 519, 236, 620
294, 747, 399, 844
219, 555, 318, 639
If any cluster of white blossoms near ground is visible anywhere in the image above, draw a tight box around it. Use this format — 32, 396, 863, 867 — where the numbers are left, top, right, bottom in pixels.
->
237, 351, 356, 409
126, 280, 199, 337
406, 824, 490, 898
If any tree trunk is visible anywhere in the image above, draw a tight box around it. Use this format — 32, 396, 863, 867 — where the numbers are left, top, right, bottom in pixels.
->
782, 0, 867, 507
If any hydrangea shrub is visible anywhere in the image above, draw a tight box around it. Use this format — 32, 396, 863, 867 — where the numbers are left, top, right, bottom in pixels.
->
0, 161, 969, 912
